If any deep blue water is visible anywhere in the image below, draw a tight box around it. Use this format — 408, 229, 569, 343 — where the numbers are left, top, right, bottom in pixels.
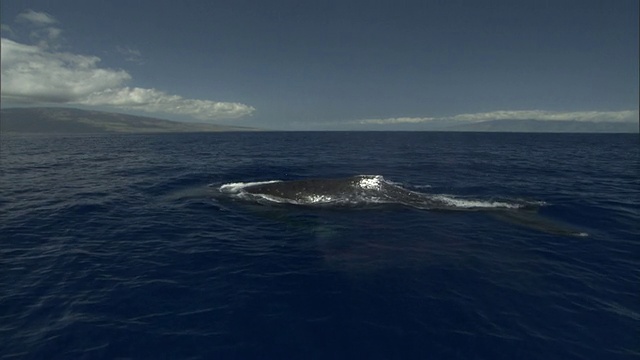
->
1, 132, 638, 359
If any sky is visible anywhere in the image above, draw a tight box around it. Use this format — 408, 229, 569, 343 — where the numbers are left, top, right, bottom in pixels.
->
1, 0, 638, 130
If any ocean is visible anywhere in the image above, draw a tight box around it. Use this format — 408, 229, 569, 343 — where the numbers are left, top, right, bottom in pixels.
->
1, 132, 638, 359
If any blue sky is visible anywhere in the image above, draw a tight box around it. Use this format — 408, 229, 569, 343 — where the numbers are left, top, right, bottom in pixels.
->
1, 0, 638, 130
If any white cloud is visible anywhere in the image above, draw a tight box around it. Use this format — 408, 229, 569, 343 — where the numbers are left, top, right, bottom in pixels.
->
116, 46, 144, 64
357, 110, 639, 125
1, 24, 15, 37
358, 117, 435, 125
1, 38, 131, 102
0, 10, 255, 121
81, 87, 255, 120
14, 10, 63, 49
16, 10, 58, 27
1, 20, 255, 121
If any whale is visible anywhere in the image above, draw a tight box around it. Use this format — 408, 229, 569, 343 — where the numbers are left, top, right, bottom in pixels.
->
219, 175, 587, 236
224, 175, 530, 211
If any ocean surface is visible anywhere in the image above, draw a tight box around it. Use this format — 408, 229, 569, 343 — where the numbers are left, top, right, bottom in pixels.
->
1, 132, 638, 360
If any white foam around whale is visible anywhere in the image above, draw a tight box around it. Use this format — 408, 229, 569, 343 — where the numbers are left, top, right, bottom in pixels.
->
356, 175, 384, 190
219, 180, 281, 193
429, 195, 523, 209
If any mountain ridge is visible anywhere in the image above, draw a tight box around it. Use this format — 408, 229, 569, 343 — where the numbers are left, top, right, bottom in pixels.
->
0, 107, 262, 133
1, 107, 637, 133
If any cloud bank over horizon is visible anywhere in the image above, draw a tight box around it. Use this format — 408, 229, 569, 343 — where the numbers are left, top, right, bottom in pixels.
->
357, 110, 639, 125
0, 10, 255, 121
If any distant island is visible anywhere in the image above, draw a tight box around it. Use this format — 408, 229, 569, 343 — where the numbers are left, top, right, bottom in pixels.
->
1, 107, 637, 133
443, 119, 638, 133
0, 107, 261, 134
358, 118, 638, 133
